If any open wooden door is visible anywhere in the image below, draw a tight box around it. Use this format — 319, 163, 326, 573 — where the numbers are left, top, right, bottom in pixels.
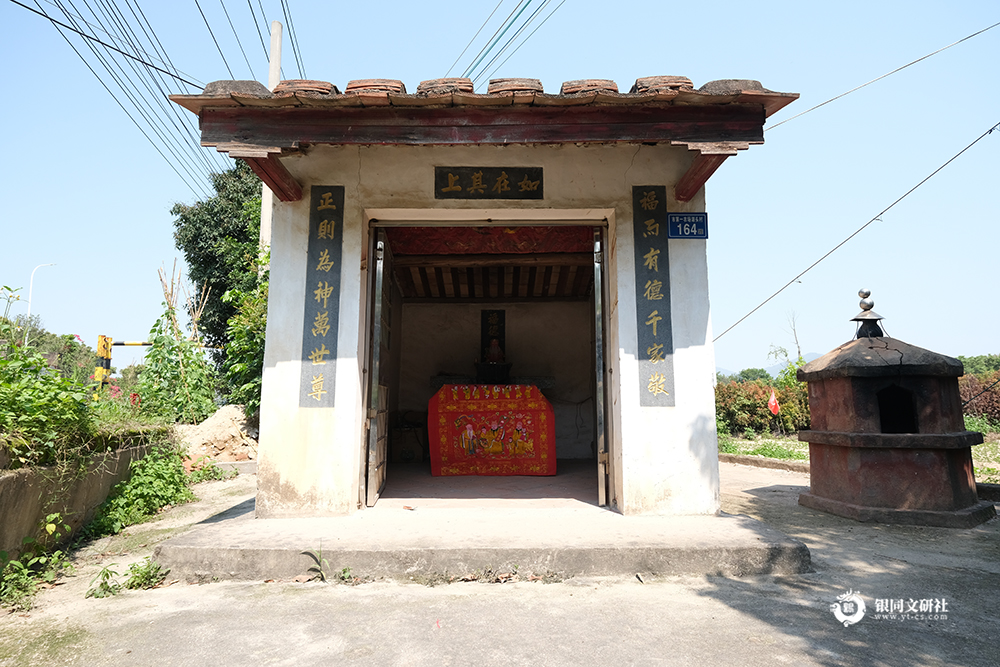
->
366, 230, 392, 506
593, 228, 610, 506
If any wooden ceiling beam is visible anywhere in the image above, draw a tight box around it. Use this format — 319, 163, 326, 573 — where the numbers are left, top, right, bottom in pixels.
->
393, 253, 592, 268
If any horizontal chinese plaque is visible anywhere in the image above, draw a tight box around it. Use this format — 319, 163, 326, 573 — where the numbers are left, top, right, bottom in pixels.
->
435, 167, 543, 200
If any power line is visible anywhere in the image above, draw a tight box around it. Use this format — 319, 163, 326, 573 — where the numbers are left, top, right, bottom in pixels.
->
461, 0, 529, 79
33, 1, 209, 197
246, 0, 268, 61
35, 0, 205, 86
445, 0, 503, 78
472, 0, 552, 87
768, 21, 1000, 131
10, 0, 201, 87
480, 0, 566, 86
714, 120, 1000, 342
219, 0, 255, 78
194, 0, 235, 79
53, 0, 215, 187
280, 0, 304, 78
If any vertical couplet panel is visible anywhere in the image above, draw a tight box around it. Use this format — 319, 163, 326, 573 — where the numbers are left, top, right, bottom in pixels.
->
632, 186, 675, 407
299, 186, 344, 408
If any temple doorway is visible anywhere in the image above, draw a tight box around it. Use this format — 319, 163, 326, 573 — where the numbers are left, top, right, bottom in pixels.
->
360, 216, 614, 509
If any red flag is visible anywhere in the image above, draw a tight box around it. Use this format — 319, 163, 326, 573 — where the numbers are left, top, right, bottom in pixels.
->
768, 389, 780, 415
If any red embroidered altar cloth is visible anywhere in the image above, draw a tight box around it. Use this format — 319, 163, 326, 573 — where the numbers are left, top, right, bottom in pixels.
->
429, 384, 556, 476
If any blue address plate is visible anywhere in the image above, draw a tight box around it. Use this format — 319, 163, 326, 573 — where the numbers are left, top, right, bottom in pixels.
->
667, 213, 708, 239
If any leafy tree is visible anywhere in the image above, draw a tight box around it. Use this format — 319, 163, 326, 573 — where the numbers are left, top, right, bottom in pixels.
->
171, 161, 262, 354
957, 354, 1000, 378
221, 249, 268, 426
13, 314, 95, 386
737, 368, 772, 383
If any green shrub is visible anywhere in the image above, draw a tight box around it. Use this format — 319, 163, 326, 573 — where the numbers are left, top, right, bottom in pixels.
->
86, 443, 194, 537
0, 286, 93, 468
138, 301, 216, 425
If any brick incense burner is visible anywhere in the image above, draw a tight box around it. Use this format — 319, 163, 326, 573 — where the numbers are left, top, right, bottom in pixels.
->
797, 292, 996, 528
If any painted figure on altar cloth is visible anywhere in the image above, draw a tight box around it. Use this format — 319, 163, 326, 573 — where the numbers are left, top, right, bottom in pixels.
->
512, 420, 534, 456
482, 420, 506, 455
461, 423, 478, 456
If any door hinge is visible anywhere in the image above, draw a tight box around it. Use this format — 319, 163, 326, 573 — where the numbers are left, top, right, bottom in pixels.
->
598, 451, 609, 465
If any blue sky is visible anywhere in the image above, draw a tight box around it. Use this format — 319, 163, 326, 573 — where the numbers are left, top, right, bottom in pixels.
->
2, 1, 997, 373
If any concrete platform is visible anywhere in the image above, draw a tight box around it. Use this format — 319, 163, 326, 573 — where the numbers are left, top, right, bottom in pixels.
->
155, 460, 810, 581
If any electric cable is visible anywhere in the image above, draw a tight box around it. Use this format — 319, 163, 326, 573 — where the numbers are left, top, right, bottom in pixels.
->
122, 0, 229, 171
32, 1, 209, 197
279, 0, 304, 78
53, 0, 214, 187
219, 0, 255, 78
11, 0, 201, 86
471, 0, 551, 87
465, 0, 534, 81
714, 120, 1000, 342
480, 0, 566, 87
461, 0, 528, 79
195, 0, 236, 79
35, 0, 205, 86
768, 21, 1000, 131
246, 0, 268, 61
445, 0, 504, 77
93, 0, 224, 174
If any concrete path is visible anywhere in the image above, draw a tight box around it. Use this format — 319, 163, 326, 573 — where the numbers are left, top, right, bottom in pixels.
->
154, 460, 809, 581
1, 461, 997, 667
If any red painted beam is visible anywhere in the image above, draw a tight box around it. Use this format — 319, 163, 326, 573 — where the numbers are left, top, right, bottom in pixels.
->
242, 156, 303, 202
675, 153, 731, 202
200, 104, 765, 148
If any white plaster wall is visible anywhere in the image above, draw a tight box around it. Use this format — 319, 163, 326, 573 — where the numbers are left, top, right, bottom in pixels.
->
258, 142, 720, 516
399, 302, 595, 458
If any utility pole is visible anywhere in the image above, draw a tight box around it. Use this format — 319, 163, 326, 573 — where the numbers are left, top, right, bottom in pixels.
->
259, 21, 283, 250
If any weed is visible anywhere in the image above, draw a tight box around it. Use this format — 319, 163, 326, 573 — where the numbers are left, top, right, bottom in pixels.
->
123, 557, 169, 589
301, 546, 330, 582
745, 441, 809, 461
85, 564, 121, 598
338, 567, 353, 583
84, 443, 195, 537
0, 558, 38, 611
187, 456, 238, 484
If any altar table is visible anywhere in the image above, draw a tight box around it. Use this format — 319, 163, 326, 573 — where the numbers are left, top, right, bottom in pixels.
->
429, 384, 556, 476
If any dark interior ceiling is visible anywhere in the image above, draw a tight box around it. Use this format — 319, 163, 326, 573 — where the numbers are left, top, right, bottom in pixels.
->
384, 227, 596, 302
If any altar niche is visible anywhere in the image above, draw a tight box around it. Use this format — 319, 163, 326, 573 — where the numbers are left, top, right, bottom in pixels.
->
361, 222, 613, 509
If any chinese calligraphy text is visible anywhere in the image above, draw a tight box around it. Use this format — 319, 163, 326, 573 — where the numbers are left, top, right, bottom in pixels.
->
300, 186, 344, 408
435, 167, 543, 200
633, 186, 675, 406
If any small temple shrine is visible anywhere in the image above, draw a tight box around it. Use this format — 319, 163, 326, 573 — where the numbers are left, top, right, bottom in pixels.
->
172, 74, 798, 517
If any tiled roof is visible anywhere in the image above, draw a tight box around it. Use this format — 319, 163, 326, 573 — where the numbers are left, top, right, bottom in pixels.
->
171, 75, 798, 118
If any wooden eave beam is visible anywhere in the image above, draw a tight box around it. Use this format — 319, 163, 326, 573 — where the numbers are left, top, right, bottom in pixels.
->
197, 104, 765, 148
216, 142, 303, 202
672, 140, 756, 202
